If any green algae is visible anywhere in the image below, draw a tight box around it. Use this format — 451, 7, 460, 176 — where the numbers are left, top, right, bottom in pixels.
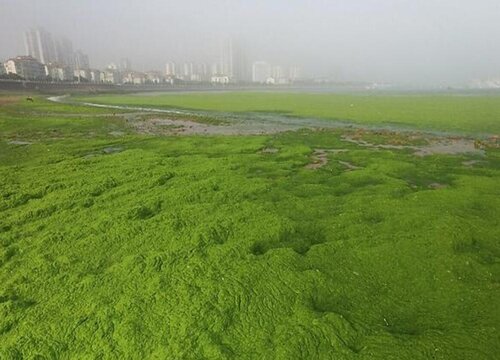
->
0, 94, 499, 359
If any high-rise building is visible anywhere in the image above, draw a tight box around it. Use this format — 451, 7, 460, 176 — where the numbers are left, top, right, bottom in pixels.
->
56, 37, 74, 67
24, 27, 58, 64
232, 41, 250, 82
182, 62, 194, 80
120, 58, 132, 71
24, 27, 84, 71
252, 61, 272, 83
220, 39, 250, 82
74, 50, 90, 70
165, 62, 176, 76
288, 66, 302, 82
272, 66, 284, 81
196, 63, 209, 81
220, 39, 233, 78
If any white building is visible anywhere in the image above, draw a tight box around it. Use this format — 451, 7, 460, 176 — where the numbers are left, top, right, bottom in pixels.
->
164, 75, 175, 85
45, 63, 73, 81
101, 69, 121, 84
211, 75, 230, 84
5, 56, 46, 80
145, 71, 163, 84
122, 71, 146, 85
89, 69, 101, 83
107, 62, 118, 70
74, 68, 91, 82
469, 78, 500, 89
252, 61, 272, 83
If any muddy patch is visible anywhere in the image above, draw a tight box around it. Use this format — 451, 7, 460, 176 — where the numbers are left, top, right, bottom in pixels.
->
475, 136, 500, 150
0, 96, 22, 105
306, 149, 349, 169
462, 160, 484, 167
131, 117, 300, 136
102, 147, 123, 154
306, 149, 329, 169
133, 118, 224, 135
83, 146, 124, 159
428, 182, 447, 190
8, 140, 32, 146
261, 147, 279, 154
341, 134, 484, 157
413, 139, 483, 156
342, 135, 407, 151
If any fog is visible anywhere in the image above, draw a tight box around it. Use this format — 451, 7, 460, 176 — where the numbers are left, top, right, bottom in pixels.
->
1, 0, 499, 86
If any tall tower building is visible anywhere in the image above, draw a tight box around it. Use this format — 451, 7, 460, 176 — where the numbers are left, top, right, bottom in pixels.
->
220, 39, 250, 82
24, 27, 58, 64
182, 62, 193, 79
288, 66, 302, 82
120, 58, 132, 71
196, 63, 209, 81
165, 62, 176, 76
252, 61, 272, 83
220, 39, 233, 78
74, 50, 90, 70
272, 66, 284, 81
24, 28, 78, 69
232, 41, 250, 82
56, 37, 74, 67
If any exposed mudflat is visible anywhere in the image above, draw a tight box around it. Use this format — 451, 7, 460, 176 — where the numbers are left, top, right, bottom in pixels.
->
48, 95, 498, 157
127, 115, 491, 158
131, 117, 274, 136
341, 134, 486, 156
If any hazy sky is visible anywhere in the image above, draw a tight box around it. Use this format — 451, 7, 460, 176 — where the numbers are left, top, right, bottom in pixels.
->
1, 0, 499, 85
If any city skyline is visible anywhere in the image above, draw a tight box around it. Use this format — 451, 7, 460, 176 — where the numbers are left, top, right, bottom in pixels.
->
1, 0, 499, 86
7, 25, 304, 82
3, 26, 303, 84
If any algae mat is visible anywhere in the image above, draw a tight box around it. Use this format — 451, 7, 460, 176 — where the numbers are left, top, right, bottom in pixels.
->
1, 94, 499, 359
